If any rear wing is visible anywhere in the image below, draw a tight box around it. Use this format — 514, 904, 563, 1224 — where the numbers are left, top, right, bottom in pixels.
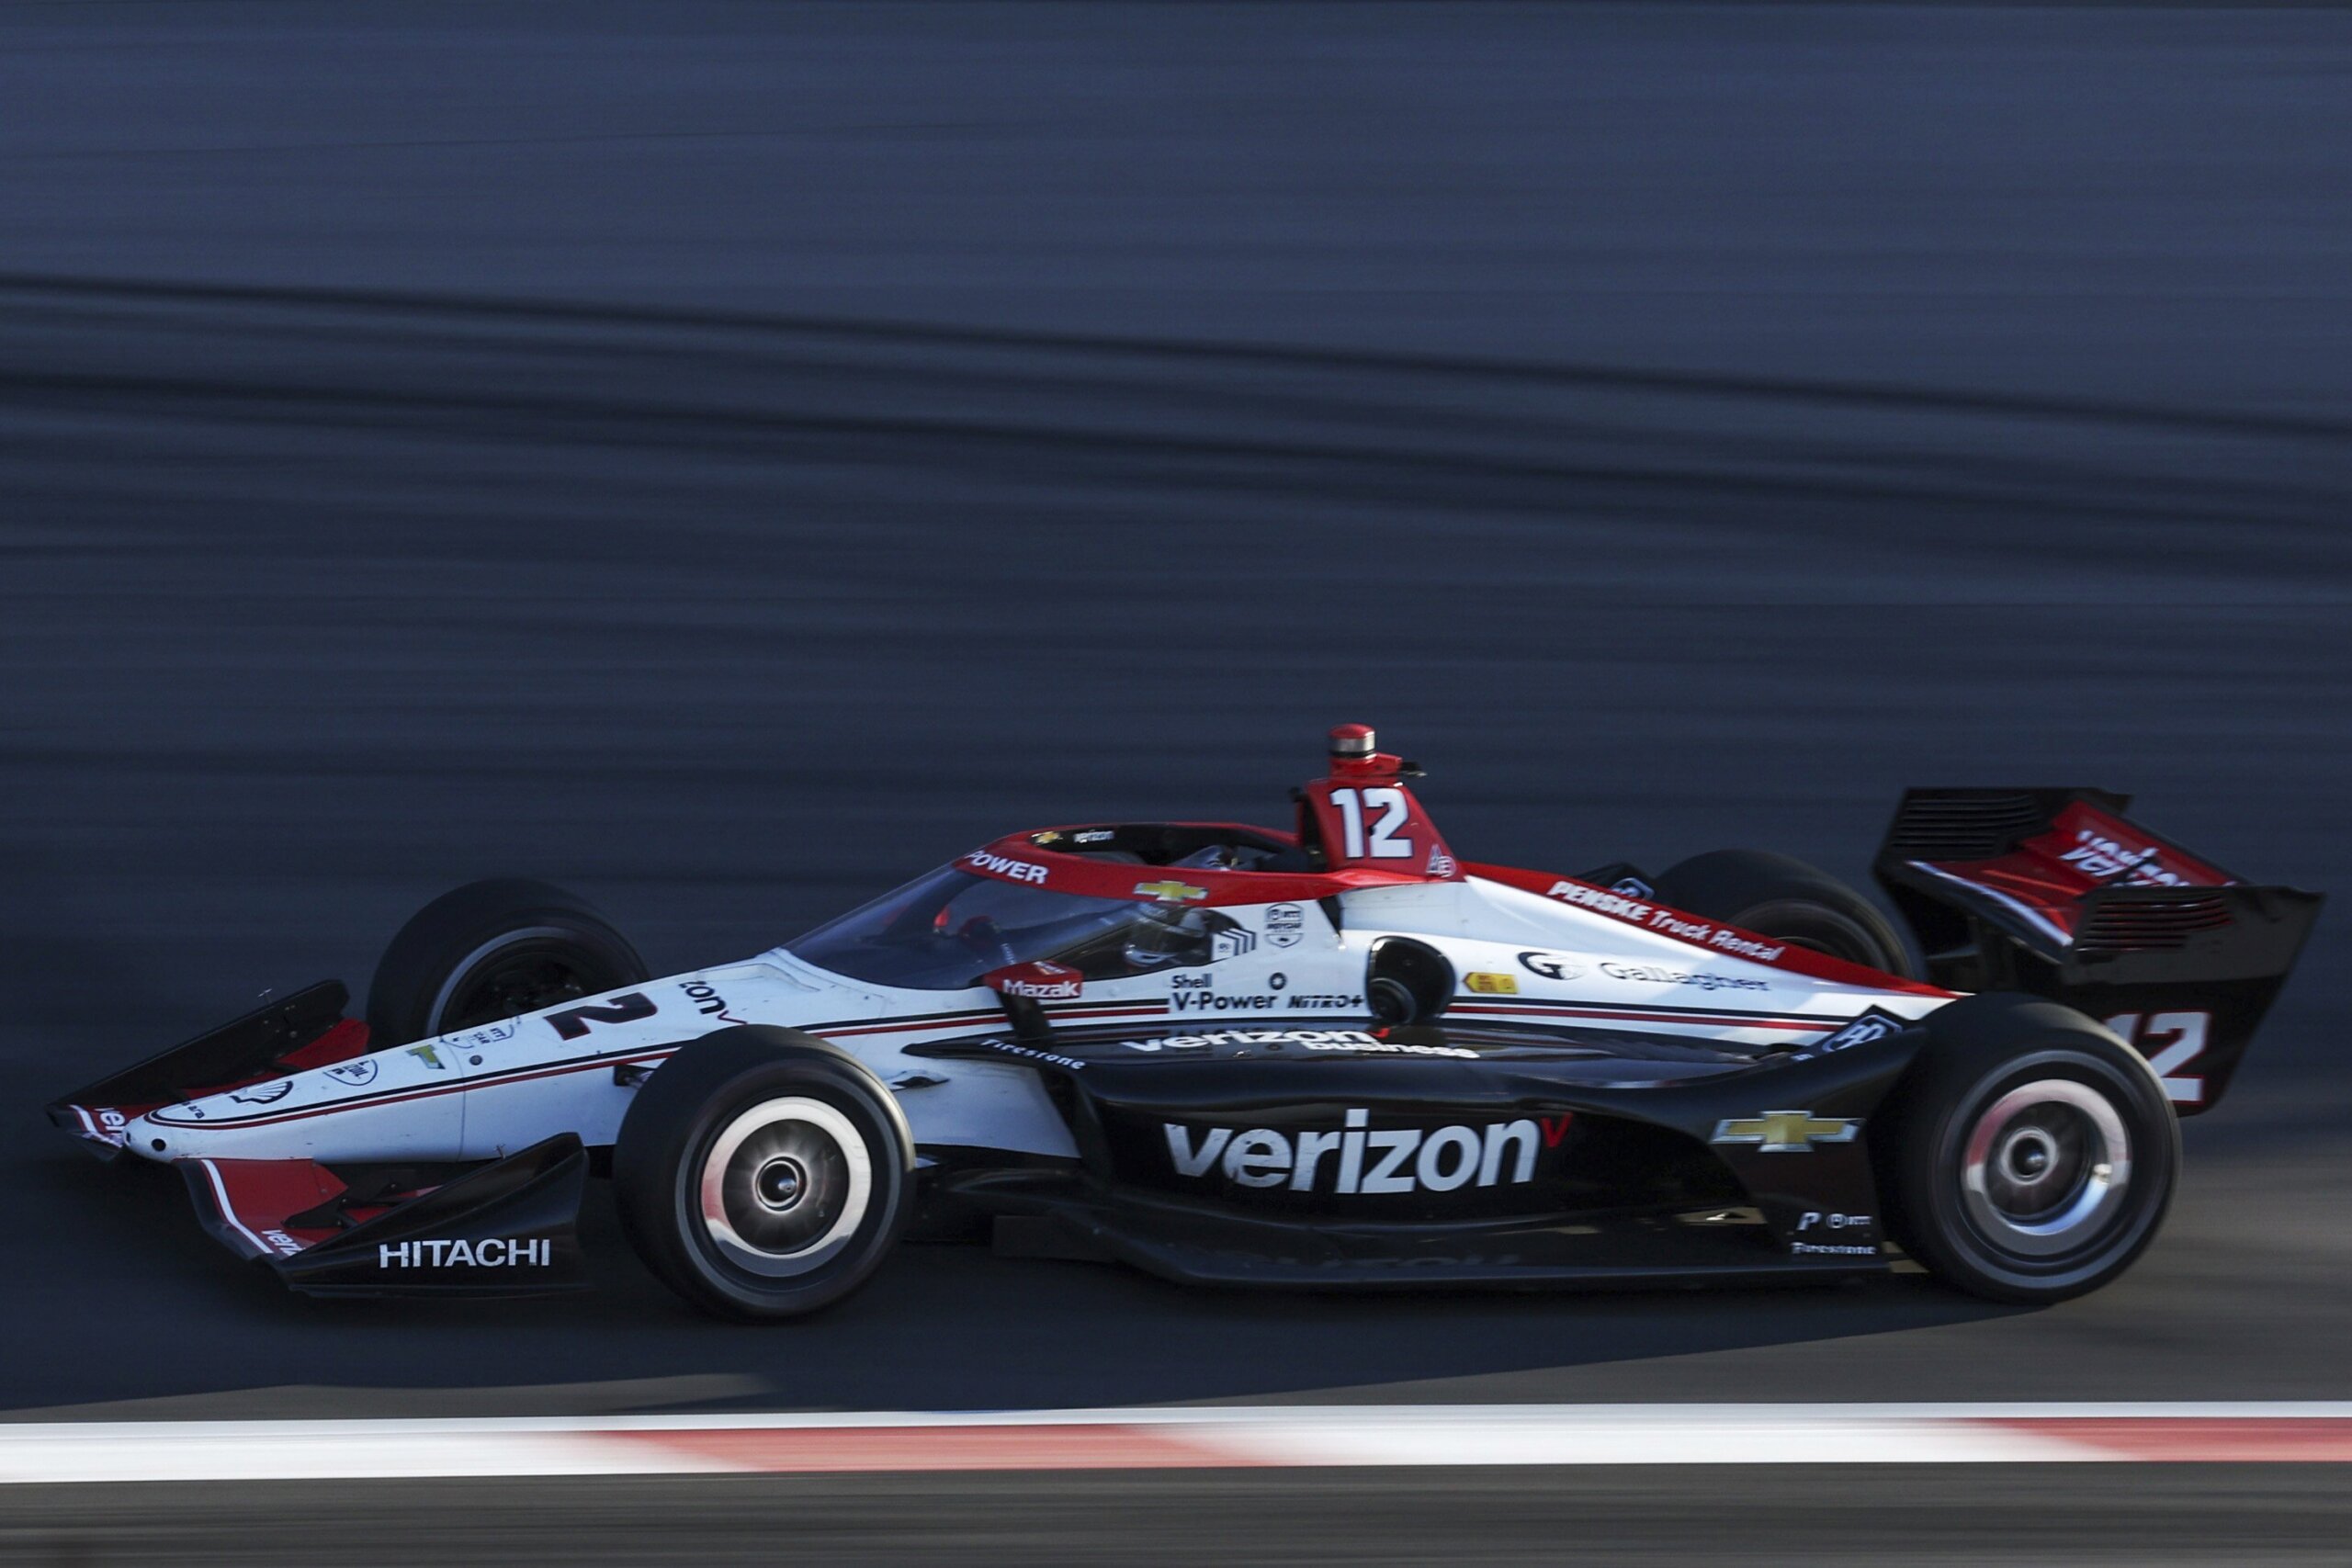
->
1873, 789, 2321, 1112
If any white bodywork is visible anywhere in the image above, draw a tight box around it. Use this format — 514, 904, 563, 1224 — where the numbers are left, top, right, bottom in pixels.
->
122, 875, 1951, 1168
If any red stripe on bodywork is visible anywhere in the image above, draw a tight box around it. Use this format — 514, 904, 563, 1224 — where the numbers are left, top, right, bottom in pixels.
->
194, 1157, 351, 1255
1448, 1002, 1834, 1033
1465, 863, 1951, 998
958, 829, 1419, 908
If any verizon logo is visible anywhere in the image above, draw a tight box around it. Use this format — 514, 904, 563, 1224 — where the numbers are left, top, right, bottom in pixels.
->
1164, 1108, 1571, 1195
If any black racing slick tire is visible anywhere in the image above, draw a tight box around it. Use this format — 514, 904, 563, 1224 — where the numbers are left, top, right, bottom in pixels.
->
1648, 849, 1917, 978
1874, 994, 2179, 1304
613, 1027, 913, 1322
368, 879, 650, 1045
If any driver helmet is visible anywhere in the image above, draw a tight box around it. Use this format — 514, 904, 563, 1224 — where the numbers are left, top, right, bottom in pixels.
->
1124, 901, 1210, 969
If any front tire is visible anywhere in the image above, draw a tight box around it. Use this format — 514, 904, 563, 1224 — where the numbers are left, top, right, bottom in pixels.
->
614, 1027, 912, 1322
368, 879, 649, 1044
1876, 994, 2178, 1303
1649, 848, 1917, 977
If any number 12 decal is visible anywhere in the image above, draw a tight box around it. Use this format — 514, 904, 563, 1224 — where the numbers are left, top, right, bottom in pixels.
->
1329, 786, 1414, 860
2104, 1010, 2210, 1106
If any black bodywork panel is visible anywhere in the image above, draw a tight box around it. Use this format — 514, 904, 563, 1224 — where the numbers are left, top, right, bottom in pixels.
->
908, 1016, 1917, 1288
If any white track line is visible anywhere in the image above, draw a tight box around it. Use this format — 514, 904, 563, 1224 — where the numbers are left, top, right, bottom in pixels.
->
2, 1404, 2349, 1483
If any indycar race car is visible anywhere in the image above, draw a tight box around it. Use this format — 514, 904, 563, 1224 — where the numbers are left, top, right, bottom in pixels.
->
51, 726, 2320, 1320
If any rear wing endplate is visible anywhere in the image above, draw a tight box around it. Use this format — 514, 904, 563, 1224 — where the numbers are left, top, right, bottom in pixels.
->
1873, 788, 2321, 1111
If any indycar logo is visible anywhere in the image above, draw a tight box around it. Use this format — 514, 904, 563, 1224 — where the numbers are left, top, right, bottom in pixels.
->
325, 1059, 378, 1088
1712, 1111, 1861, 1153
1265, 903, 1306, 948
1164, 1107, 1569, 1194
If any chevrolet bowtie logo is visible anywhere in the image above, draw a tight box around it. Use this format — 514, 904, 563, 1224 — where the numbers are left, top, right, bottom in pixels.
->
1711, 1111, 1861, 1153
1134, 880, 1209, 903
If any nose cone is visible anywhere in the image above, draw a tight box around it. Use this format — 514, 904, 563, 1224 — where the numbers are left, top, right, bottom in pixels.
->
121, 1084, 304, 1163
130, 1046, 469, 1165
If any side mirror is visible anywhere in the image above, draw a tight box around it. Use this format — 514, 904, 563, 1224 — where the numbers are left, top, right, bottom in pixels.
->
982, 961, 1080, 1043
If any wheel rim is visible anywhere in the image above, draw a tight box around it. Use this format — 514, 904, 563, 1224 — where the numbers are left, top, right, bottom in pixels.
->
1960, 1078, 2132, 1258
695, 1097, 873, 1278
432, 930, 615, 1034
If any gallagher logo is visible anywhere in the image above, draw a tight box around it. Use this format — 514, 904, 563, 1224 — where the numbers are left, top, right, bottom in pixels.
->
1164, 1108, 1573, 1194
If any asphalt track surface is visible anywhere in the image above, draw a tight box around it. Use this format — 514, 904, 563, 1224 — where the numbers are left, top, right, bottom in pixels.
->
4, 1469, 2351, 1567
3, 1, 2350, 1560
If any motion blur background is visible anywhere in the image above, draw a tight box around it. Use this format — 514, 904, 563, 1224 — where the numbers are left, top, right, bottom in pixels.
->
2, 3, 2347, 1562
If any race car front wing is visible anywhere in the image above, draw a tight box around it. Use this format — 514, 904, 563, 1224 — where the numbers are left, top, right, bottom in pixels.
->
182, 1133, 589, 1298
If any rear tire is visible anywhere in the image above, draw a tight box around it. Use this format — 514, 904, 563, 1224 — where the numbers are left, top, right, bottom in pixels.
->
368, 879, 649, 1045
614, 1027, 912, 1322
1875, 994, 2178, 1303
1649, 849, 1917, 977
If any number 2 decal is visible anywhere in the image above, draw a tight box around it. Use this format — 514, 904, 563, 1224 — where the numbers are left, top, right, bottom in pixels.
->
2104, 1010, 2210, 1106
1329, 786, 1414, 860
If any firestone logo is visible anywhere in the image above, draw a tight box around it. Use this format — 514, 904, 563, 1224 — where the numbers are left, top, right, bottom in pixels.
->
1164, 1108, 1570, 1194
